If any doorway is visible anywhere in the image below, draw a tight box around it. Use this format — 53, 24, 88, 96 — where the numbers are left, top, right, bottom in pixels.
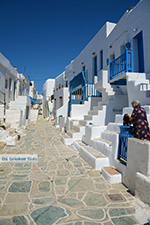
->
133, 31, 145, 72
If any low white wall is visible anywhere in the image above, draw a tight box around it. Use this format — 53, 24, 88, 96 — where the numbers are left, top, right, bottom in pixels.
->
0, 105, 4, 119
55, 102, 68, 125
59, 117, 66, 130
135, 172, 150, 206
84, 125, 106, 145
123, 138, 150, 195
30, 109, 39, 123
71, 101, 91, 120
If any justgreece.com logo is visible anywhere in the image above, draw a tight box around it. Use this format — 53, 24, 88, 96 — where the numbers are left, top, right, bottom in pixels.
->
0, 154, 38, 162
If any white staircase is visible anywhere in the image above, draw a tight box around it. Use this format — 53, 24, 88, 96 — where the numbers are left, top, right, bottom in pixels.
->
61, 101, 107, 145
0, 96, 31, 146
72, 121, 124, 183
6, 96, 30, 129
61, 80, 125, 145
61, 71, 150, 184
0, 122, 19, 146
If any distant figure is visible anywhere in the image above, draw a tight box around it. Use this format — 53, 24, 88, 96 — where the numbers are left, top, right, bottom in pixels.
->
123, 114, 131, 126
128, 100, 150, 141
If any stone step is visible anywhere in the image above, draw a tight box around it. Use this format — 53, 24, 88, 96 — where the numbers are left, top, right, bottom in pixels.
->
93, 105, 103, 111
7, 127, 17, 136
61, 133, 73, 145
101, 166, 122, 183
71, 120, 79, 126
73, 140, 109, 170
79, 120, 92, 126
93, 137, 112, 146
67, 130, 82, 140
73, 124, 85, 133
88, 110, 99, 116
90, 137, 112, 158
84, 115, 93, 120
70, 120, 79, 130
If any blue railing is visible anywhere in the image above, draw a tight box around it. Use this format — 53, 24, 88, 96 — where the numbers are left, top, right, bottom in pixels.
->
70, 82, 100, 104
68, 70, 101, 116
70, 85, 88, 104
110, 48, 133, 80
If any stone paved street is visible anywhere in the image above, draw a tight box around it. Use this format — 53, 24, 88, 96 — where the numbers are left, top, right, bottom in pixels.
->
0, 117, 150, 225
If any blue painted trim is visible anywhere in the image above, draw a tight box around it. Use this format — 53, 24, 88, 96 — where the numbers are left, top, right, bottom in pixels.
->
29, 96, 36, 104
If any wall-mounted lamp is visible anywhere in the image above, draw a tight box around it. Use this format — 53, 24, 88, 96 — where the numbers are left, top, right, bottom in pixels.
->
133, 28, 138, 33
81, 62, 84, 65
92, 52, 95, 55
109, 45, 112, 48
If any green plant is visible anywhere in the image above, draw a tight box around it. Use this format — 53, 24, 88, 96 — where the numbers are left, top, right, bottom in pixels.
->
17, 135, 21, 140
0, 125, 6, 130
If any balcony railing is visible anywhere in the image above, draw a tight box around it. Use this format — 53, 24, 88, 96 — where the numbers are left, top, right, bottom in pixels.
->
70, 82, 100, 104
110, 48, 133, 80
68, 70, 101, 116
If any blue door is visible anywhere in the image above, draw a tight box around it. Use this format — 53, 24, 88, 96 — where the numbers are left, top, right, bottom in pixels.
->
134, 31, 145, 72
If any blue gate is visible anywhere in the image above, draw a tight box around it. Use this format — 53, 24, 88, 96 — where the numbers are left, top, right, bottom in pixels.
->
118, 126, 133, 164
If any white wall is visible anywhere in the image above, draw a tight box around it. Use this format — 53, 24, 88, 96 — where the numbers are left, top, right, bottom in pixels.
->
105, 0, 150, 78
127, 0, 150, 75
0, 53, 18, 109
124, 138, 150, 196
43, 78, 55, 118
54, 88, 69, 111
54, 72, 69, 118
65, 22, 116, 84
55, 72, 66, 89
29, 81, 37, 99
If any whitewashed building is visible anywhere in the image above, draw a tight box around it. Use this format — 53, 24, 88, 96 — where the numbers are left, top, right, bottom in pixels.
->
0, 52, 34, 131
29, 81, 37, 99
49, 0, 150, 206
43, 79, 55, 118
53, 72, 69, 127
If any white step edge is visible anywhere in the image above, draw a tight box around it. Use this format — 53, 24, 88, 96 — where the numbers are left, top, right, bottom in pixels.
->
73, 141, 109, 170
101, 166, 122, 184
61, 133, 73, 145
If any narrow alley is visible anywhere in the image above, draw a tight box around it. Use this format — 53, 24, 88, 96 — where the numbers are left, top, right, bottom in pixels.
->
0, 117, 149, 225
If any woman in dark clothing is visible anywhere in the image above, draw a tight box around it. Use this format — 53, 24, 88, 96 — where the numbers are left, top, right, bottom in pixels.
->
128, 100, 150, 141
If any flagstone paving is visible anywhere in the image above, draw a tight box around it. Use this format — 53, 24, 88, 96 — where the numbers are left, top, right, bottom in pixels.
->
0, 117, 150, 225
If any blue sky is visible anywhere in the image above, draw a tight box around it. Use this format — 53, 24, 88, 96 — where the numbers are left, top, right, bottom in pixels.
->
0, 0, 139, 94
